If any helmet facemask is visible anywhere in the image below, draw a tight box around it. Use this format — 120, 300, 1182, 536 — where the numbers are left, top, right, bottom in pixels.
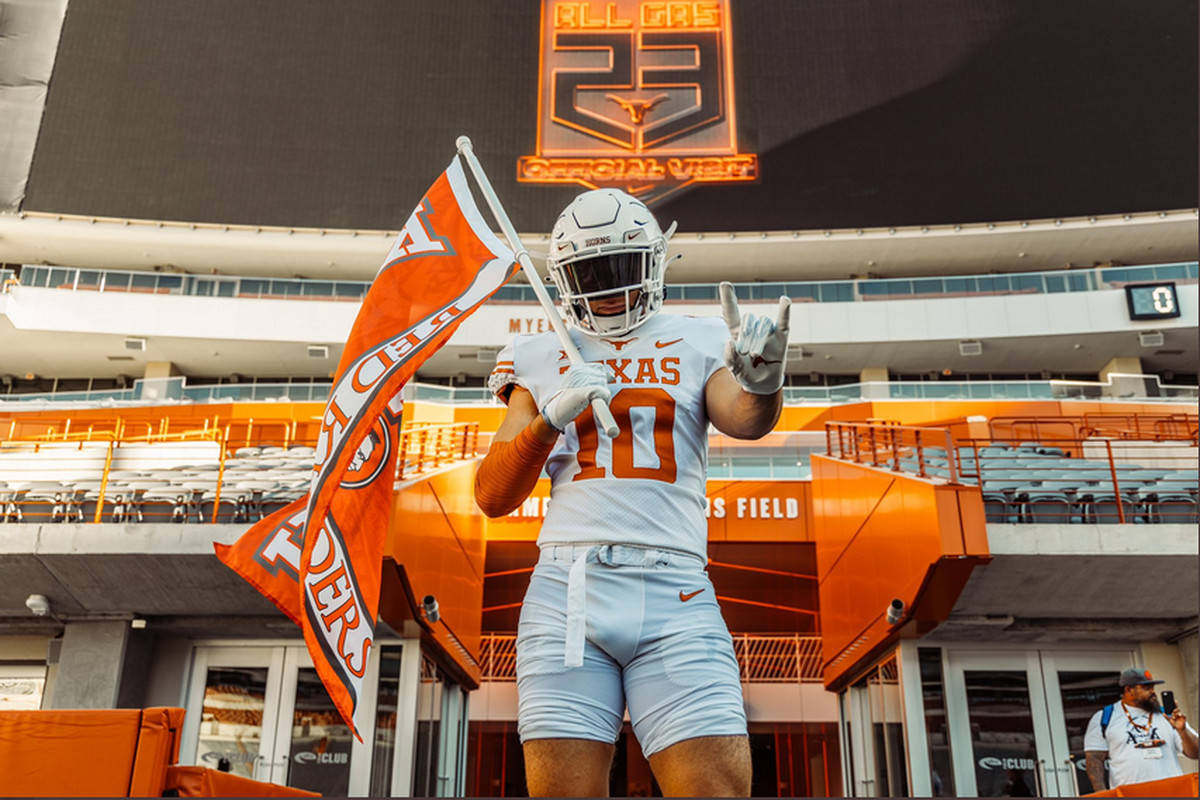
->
547, 189, 673, 337
554, 247, 665, 336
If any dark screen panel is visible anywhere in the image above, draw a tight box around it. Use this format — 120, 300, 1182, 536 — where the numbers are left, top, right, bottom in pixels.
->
26, 0, 1197, 231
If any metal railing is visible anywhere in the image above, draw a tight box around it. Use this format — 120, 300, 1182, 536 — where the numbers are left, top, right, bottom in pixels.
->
13, 260, 1198, 305
956, 437, 1198, 525
783, 374, 1198, 403
826, 422, 962, 482
823, 418, 1199, 524
4, 373, 1196, 409
478, 633, 823, 682
988, 413, 1199, 443
0, 419, 479, 524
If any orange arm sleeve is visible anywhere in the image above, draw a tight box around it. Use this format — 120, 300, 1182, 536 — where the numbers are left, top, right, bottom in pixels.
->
474, 425, 555, 518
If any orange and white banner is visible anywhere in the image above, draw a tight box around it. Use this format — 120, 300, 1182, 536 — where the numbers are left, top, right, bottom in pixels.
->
214, 497, 306, 624
216, 155, 516, 739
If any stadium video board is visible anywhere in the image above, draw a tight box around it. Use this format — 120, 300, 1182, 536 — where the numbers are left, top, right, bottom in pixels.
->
23, 0, 1198, 231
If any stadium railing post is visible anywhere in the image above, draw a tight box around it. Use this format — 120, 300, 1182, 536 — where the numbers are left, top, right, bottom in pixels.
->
1105, 439, 1126, 524
212, 431, 227, 525
945, 430, 959, 483
95, 438, 114, 524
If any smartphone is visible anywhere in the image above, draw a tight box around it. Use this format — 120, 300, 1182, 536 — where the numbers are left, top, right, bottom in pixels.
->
1161, 690, 1177, 715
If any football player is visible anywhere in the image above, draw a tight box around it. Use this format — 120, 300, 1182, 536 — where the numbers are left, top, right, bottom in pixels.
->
475, 188, 789, 797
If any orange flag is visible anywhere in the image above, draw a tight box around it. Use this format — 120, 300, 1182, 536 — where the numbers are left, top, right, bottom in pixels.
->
216, 155, 515, 739
214, 497, 306, 624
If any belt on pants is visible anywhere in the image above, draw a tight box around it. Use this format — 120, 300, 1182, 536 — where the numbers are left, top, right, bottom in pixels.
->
538, 543, 706, 668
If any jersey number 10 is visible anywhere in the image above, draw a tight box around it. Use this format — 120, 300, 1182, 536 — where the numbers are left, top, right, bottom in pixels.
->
573, 388, 677, 483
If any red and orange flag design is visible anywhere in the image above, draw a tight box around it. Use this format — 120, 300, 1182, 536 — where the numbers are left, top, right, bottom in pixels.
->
216, 155, 515, 738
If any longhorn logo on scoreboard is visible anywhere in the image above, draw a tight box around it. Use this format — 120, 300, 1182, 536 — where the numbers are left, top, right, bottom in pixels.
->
518, 1, 757, 204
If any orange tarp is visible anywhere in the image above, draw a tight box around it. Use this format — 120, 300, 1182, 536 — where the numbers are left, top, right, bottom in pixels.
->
165, 766, 320, 797
1085, 771, 1199, 797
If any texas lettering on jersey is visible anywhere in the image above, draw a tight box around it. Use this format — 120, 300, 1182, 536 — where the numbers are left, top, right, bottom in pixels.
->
560, 356, 681, 384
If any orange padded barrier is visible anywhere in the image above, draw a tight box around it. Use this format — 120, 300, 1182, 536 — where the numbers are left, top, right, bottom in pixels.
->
1085, 772, 1199, 797
0, 707, 319, 797
128, 706, 185, 796
0, 708, 146, 796
164, 766, 320, 797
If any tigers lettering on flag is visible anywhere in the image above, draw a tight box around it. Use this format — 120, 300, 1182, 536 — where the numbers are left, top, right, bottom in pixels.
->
216, 155, 516, 740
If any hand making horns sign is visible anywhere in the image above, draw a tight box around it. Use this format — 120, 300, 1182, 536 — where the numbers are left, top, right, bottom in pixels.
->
719, 281, 791, 395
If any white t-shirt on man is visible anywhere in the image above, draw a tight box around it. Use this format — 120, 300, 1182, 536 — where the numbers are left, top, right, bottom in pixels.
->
1083, 702, 1196, 788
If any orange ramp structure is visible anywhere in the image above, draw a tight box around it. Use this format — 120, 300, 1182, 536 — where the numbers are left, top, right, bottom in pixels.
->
811, 424, 992, 689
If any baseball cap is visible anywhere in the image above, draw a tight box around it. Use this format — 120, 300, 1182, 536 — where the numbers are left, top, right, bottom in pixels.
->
1119, 668, 1165, 687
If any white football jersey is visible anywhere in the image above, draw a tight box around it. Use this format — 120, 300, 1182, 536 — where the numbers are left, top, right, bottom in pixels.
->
489, 313, 728, 560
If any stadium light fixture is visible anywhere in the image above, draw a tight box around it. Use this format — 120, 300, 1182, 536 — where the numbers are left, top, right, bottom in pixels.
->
25, 594, 51, 617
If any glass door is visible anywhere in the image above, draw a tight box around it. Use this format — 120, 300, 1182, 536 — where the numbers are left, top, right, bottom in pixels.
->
945, 651, 1059, 796
866, 656, 909, 797
1039, 651, 1132, 796
842, 682, 875, 796
181, 646, 284, 782
410, 654, 471, 797
184, 643, 403, 795
270, 647, 376, 795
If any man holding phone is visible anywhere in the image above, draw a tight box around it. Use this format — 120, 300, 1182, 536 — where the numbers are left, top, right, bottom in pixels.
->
1083, 668, 1198, 791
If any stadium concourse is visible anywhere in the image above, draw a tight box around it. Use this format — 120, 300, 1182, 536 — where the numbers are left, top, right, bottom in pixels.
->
0, 0, 1198, 797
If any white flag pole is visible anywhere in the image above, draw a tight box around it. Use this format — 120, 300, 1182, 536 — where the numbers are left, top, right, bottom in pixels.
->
456, 135, 619, 437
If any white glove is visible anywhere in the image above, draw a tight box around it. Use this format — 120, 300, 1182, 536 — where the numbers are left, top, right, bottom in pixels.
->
720, 281, 790, 395
541, 362, 612, 432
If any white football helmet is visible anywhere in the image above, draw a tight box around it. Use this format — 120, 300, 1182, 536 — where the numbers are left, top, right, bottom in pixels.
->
546, 189, 676, 336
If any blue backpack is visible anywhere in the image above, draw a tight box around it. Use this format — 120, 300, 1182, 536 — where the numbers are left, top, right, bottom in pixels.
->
1100, 703, 1115, 737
